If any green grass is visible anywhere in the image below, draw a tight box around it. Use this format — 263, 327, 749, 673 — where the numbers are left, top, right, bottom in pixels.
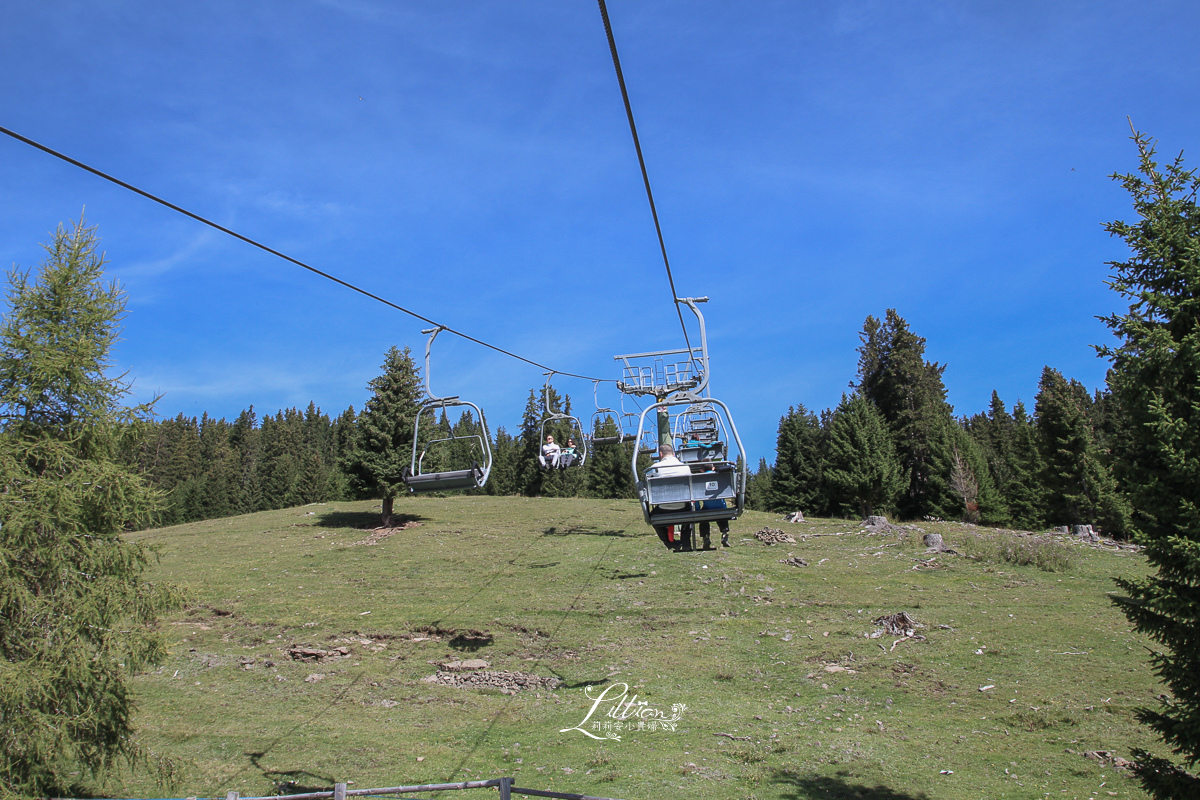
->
115, 497, 1160, 800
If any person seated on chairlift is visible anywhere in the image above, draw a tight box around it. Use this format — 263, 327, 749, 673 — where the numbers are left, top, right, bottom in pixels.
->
648, 442, 694, 551
540, 434, 561, 469
559, 437, 579, 468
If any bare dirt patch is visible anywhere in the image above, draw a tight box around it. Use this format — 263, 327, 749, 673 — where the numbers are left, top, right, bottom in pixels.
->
350, 520, 422, 546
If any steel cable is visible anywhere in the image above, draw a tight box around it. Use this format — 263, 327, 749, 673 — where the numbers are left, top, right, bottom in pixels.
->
595, 0, 698, 366
0, 124, 607, 383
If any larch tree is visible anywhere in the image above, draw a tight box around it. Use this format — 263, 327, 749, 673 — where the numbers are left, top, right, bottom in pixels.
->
0, 217, 182, 796
1100, 130, 1200, 797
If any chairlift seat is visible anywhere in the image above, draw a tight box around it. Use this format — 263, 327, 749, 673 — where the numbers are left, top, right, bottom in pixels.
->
404, 464, 484, 493
645, 503, 738, 527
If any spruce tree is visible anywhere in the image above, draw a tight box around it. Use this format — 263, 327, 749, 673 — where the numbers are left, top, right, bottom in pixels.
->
486, 425, 520, 496
768, 404, 824, 514
585, 415, 633, 499
823, 393, 903, 518
948, 423, 1007, 524
197, 413, 236, 518
516, 388, 544, 496
967, 392, 1043, 530
229, 406, 263, 514
1034, 366, 1129, 533
1099, 131, 1200, 796
856, 310, 957, 519
328, 405, 358, 500
343, 346, 423, 526
745, 456, 774, 512
0, 217, 182, 795
258, 411, 301, 509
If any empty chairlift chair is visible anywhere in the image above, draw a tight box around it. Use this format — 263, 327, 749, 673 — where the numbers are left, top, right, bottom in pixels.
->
403, 327, 493, 493
587, 381, 639, 447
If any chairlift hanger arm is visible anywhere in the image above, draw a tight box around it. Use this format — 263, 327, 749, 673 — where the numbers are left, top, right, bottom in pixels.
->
421, 326, 449, 403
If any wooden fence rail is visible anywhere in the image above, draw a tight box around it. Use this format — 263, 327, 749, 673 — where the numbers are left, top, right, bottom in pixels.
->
202, 778, 623, 800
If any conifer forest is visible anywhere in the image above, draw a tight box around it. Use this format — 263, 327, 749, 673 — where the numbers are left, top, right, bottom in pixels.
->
130, 305, 1132, 537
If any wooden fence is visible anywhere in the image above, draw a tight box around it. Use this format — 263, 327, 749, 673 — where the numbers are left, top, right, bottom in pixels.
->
210, 778, 624, 800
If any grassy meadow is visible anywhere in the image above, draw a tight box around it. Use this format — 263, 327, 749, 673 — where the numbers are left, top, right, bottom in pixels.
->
116, 496, 1162, 800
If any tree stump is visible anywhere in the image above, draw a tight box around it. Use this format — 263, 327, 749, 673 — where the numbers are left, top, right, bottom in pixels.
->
784, 511, 806, 523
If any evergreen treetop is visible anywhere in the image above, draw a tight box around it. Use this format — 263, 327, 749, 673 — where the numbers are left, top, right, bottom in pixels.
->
1101, 130, 1200, 797
342, 345, 423, 526
856, 309, 956, 519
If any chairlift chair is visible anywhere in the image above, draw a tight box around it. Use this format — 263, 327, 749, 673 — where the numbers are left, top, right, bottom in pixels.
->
672, 402, 729, 464
632, 396, 746, 529
402, 327, 493, 493
588, 381, 639, 447
538, 373, 587, 470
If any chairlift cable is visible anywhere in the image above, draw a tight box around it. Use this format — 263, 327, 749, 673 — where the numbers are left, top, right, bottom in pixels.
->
595, 0, 697, 364
0, 124, 608, 384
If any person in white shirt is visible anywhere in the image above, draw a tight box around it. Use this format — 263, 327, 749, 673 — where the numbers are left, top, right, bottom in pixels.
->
647, 442, 694, 551
540, 434, 561, 469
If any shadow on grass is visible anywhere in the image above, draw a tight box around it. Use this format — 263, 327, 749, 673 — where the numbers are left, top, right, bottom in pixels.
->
541, 525, 632, 538
316, 510, 425, 529
600, 569, 649, 580
546, 671, 608, 689
772, 770, 931, 800
448, 630, 495, 651
246, 751, 336, 794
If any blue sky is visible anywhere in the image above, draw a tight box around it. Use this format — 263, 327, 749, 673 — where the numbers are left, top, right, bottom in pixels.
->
2, 1, 1198, 464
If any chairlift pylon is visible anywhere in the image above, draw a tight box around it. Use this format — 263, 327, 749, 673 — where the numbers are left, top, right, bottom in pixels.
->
538, 372, 587, 470
402, 327, 492, 493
